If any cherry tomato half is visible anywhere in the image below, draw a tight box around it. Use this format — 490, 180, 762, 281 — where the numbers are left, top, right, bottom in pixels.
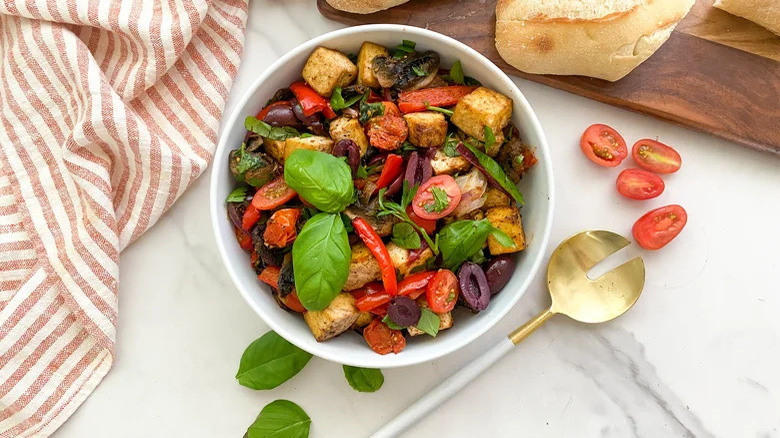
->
363, 319, 406, 355
580, 124, 628, 167
263, 208, 300, 248
632, 204, 687, 250
406, 206, 437, 234
251, 176, 297, 210
235, 226, 253, 251
258, 266, 280, 289
632, 139, 681, 174
426, 269, 459, 313
412, 175, 462, 220
616, 169, 665, 200
366, 103, 408, 151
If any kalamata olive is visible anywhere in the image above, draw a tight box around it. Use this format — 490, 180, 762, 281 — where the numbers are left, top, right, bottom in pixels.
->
485, 255, 516, 295
262, 102, 301, 128
227, 202, 246, 230
290, 98, 325, 136
404, 152, 432, 188
383, 171, 405, 197
333, 139, 360, 174
387, 296, 421, 327
458, 262, 490, 312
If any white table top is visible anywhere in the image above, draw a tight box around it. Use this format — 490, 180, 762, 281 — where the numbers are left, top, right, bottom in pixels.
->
54, 1, 780, 437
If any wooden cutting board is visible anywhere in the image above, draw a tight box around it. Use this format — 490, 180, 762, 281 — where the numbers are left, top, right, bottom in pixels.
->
317, 0, 780, 155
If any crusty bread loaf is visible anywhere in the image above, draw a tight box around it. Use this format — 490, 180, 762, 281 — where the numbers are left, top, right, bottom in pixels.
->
495, 0, 695, 82
714, 0, 780, 36
325, 0, 409, 14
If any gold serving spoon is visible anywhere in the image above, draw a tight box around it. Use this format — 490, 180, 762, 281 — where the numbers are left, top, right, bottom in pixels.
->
371, 230, 646, 438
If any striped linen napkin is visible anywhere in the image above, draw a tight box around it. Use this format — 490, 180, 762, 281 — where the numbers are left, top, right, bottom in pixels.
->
0, 1, 248, 436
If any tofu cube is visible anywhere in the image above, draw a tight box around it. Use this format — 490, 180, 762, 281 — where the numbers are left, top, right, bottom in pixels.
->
304, 293, 361, 342
263, 137, 286, 164
329, 116, 369, 156
284, 136, 334, 160
485, 206, 526, 255
451, 87, 513, 150
302, 46, 358, 97
430, 148, 471, 175
351, 311, 373, 330
357, 42, 389, 88
403, 112, 448, 148
386, 242, 434, 278
407, 296, 453, 336
343, 243, 382, 291
484, 187, 511, 208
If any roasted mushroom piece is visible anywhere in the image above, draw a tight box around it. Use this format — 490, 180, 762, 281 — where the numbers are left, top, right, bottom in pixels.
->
229, 149, 281, 187
496, 127, 538, 184
372, 51, 440, 92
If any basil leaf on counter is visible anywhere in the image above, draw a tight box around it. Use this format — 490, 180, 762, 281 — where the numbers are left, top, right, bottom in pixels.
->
343, 365, 384, 393
461, 142, 524, 205
246, 399, 311, 438
415, 308, 440, 337
227, 186, 248, 203
391, 222, 421, 249
236, 331, 312, 390
284, 149, 354, 213
438, 219, 493, 270
489, 227, 516, 249
245, 116, 300, 141
292, 213, 351, 310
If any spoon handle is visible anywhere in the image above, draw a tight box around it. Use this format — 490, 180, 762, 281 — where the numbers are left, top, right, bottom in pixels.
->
369, 337, 515, 438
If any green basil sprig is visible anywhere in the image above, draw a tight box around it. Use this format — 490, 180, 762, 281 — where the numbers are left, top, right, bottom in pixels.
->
246, 399, 311, 438
284, 149, 354, 213
460, 142, 524, 205
391, 222, 421, 249
236, 331, 312, 390
438, 219, 513, 270
245, 116, 300, 141
292, 213, 351, 311
415, 308, 441, 337
227, 186, 248, 203
343, 366, 384, 393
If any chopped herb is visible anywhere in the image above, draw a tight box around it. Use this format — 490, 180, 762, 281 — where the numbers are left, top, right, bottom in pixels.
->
330, 87, 363, 112
300, 133, 313, 138
226, 186, 248, 203
400, 141, 418, 153
359, 93, 385, 124
469, 248, 487, 264
483, 125, 496, 151
447, 291, 456, 302
515, 155, 525, 165
377, 182, 439, 254
443, 133, 460, 157
355, 164, 369, 179
245, 116, 300, 141
449, 60, 465, 85
235, 143, 263, 175
425, 102, 454, 116
412, 65, 427, 77
402, 40, 416, 48
415, 308, 440, 337
391, 222, 421, 249
393, 39, 416, 58
465, 76, 481, 86
382, 314, 406, 330
424, 187, 450, 213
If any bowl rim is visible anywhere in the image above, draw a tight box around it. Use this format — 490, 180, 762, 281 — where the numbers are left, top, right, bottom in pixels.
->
209, 24, 555, 368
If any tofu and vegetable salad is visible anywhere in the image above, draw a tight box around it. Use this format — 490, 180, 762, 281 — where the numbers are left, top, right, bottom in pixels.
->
226, 40, 538, 355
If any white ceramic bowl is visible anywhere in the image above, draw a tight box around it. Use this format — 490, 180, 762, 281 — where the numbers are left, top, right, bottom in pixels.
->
210, 25, 554, 368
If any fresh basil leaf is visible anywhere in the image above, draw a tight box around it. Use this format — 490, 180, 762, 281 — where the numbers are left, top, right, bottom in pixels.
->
400, 141, 418, 153
483, 126, 496, 151
402, 39, 416, 48
469, 248, 487, 265
355, 164, 369, 179
449, 60, 465, 85
284, 149, 353, 213
443, 133, 460, 157
394, 44, 414, 53
392, 222, 421, 249
359, 100, 385, 125
227, 186, 248, 203
438, 219, 493, 270
461, 142, 524, 205
424, 187, 449, 213
400, 181, 418, 210
382, 314, 406, 330
490, 227, 516, 249
464, 76, 481, 86
340, 213, 354, 233
245, 116, 300, 141
236, 331, 313, 390
425, 103, 453, 116
330, 87, 363, 112
292, 213, 351, 310
300, 133, 312, 138
415, 308, 440, 337
343, 366, 384, 393
246, 399, 311, 438
235, 143, 262, 175
412, 65, 427, 77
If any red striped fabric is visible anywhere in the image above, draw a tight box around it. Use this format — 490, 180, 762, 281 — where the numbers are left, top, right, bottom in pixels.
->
0, 1, 248, 435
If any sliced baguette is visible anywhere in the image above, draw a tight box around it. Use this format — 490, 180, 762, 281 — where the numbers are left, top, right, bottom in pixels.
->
325, 0, 409, 14
714, 0, 780, 36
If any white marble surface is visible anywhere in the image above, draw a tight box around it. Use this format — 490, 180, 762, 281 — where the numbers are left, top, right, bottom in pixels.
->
54, 1, 780, 437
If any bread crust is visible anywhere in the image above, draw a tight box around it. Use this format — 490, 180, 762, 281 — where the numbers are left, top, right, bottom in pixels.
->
325, 0, 410, 14
714, 0, 780, 36
495, 0, 695, 81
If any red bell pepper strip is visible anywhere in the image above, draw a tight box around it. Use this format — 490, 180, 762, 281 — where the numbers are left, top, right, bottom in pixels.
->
398, 271, 436, 300
235, 226, 254, 251
241, 204, 261, 231
375, 154, 403, 191
352, 217, 398, 296
256, 100, 289, 121
368, 303, 389, 317
258, 266, 280, 289
289, 81, 337, 119
355, 290, 392, 312
350, 282, 384, 301
398, 85, 478, 113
